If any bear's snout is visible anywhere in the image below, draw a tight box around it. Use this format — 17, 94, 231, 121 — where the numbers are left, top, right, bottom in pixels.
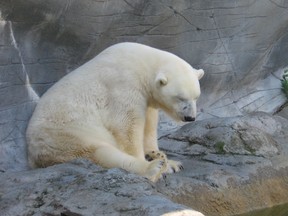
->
184, 116, 195, 122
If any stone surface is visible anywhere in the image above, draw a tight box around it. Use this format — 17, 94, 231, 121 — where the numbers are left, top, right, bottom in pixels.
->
278, 103, 288, 119
0, 112, 288, 216
156, 112, 288, 216
167, 112, 280, 157
0, 159, 204, 216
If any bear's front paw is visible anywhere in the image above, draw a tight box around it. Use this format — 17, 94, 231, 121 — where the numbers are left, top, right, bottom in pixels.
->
145, 150, 183, 174
145, 159, 167, 182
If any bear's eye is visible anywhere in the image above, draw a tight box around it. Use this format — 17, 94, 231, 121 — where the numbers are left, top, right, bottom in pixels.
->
177, 96, 186, 102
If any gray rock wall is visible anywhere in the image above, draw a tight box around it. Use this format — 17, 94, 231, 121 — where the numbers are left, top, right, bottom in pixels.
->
0, 0, 288, 171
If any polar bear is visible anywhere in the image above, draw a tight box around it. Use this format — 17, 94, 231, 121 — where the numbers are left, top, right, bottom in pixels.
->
26, 42, 204, 182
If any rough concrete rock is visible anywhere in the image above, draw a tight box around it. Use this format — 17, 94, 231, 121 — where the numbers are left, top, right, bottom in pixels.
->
157, 112, 288, 216
167, 112, 280, 157
0, 0, 288, 171
0, 112, 287, 216
0, 159, 204, 216
278, 103, 288, 119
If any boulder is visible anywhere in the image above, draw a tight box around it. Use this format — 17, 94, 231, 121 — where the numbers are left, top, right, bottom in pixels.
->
1, 112, 288, 216
157, 112, 288, 215
0, 159, 204, 216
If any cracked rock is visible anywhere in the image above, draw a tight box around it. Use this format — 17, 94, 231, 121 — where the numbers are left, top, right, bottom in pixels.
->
167, 112, 281, 157
0, 159, 204, 216
156, 112, 288, 216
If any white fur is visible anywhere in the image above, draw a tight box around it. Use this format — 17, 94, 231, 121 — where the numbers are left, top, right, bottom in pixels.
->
26, 42, 204, 181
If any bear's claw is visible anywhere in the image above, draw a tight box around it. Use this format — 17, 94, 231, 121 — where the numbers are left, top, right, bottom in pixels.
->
167, 159, 183, 173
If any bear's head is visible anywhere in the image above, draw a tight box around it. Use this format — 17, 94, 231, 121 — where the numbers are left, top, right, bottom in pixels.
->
153, 62, 204, 122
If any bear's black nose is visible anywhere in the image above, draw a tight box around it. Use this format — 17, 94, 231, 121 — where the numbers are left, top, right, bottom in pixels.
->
184, 116, 195, 122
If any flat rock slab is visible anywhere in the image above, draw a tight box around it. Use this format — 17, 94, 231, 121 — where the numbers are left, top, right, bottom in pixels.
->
0, 159, 204, 216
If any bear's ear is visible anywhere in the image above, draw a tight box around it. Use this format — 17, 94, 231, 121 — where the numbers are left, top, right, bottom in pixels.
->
196, 69, 204, 80
155, 72, 168, 86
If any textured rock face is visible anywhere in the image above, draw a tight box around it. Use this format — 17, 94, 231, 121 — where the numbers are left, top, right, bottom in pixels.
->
1, 112, 288, 216
1, 0, 288, 172
0, 160, 204, 216
168, 112, 280, 157
157, 112, 288, 216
